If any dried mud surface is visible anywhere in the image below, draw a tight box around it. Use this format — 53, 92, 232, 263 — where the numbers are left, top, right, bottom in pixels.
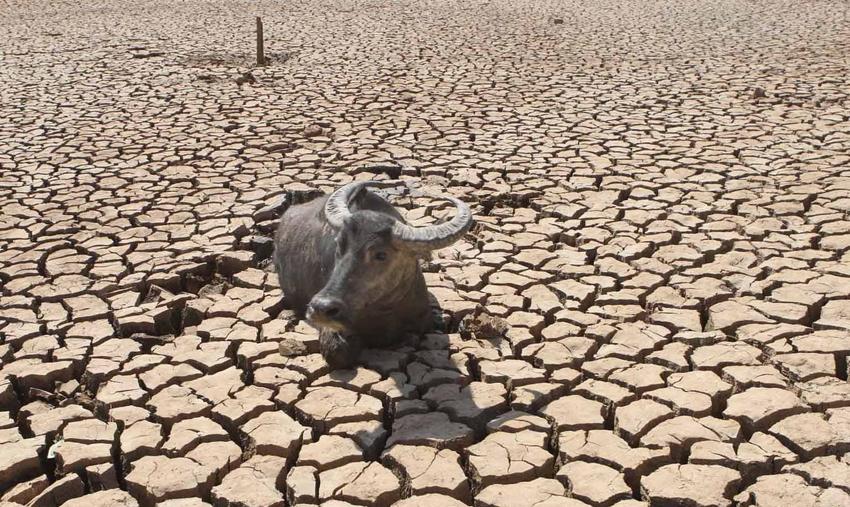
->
2, 0, 850, 506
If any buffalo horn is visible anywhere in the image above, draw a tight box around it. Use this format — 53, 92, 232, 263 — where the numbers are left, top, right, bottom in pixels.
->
324, 180, 473, 251
390, 194, 472, 252
324, 181, 381, 229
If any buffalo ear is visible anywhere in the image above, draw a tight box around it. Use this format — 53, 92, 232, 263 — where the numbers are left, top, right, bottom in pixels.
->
391, 236, 432, 260
348, 185, 369, 211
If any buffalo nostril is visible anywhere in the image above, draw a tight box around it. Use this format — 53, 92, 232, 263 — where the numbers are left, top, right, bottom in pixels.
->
310, 297, 344, 321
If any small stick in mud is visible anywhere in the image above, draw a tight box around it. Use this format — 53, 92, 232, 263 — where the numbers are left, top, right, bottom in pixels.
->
256, 17, 265, 66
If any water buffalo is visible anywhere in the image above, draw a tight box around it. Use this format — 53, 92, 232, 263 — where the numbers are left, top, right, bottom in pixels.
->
274, 180, 473, 368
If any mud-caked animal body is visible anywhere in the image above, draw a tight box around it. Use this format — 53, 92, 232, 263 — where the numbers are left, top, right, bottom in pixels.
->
274, 181, 472, 368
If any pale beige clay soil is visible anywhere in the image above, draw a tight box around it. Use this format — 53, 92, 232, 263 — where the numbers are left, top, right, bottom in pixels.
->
1, 0, 850, 506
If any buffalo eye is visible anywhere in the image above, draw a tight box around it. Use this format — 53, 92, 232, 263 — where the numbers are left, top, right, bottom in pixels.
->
373, 251, 388, 262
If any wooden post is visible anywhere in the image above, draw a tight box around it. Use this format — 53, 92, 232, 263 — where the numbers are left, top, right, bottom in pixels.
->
256, 17, 265, 66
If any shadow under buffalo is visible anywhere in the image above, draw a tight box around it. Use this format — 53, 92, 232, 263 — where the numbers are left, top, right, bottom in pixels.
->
290, 292, 536, 473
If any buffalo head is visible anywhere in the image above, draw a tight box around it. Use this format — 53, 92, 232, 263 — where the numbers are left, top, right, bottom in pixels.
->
305, 181, 473, 336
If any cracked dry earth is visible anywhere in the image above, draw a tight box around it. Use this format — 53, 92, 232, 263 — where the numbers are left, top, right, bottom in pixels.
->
2, 0, 850, 506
